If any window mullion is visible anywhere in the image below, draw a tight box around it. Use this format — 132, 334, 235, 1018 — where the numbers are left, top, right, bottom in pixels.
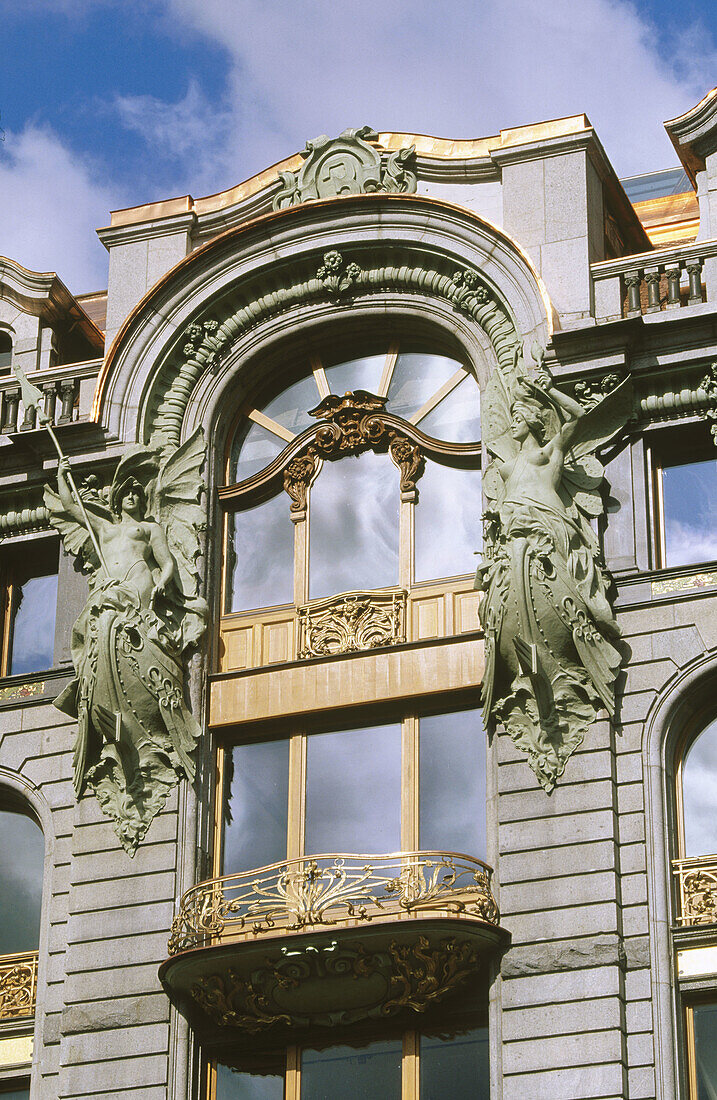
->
401, 716, 419, 852
286, 1044, 301, 1100
287, 733, 306, 859
402, 1028, 419, 1100
399, 497, 414, 591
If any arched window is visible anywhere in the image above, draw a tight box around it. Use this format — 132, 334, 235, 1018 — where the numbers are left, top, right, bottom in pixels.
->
673, 713, 717, 1099
0, 802, 44, 1026
205, 334, 491, 1098
220, 337, 482, 669
0, 332, 12, 375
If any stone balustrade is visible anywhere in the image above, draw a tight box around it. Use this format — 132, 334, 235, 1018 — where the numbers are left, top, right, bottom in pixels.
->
591, 239, 717, 323
0, 357, 101, 434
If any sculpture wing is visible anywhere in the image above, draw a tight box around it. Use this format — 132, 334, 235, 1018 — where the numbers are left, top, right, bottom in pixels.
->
43, 485, 109, 573
155, 427, 206, 602
568, 377, 632, 462
562, 454, 604, 519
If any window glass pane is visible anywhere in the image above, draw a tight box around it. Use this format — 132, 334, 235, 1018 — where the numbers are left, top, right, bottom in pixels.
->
309, 452, 399, 600
222, 741, 289, 875
0, 1089, 30, 1100
662, 456, 717, 567
0, 809, 44, 955
305, 724, 401, 854
231, 421, 285, 483
301, 1040, 402, 1099
420, 709, 486, 857
386, 352, 463, 421
226, 496, 294, 613
682, 716, 717, 857
324, 354, 386, 397
417, 374, 481, 442
10, 572, 58, 676
415, 461, 481, 582
420, 1027, 490, 1100
215, 1063, 284, 1099
694, 1002, 717, 1100
261, 374, 320, 435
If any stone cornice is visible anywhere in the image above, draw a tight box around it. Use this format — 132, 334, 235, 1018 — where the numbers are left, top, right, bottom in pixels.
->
0, 257, 104, 350
97, 211, 197, 250
665, 86, 717, 183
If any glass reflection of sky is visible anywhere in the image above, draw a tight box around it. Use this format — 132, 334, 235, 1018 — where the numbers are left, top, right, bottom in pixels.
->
305, 724, 401, 854
215, 1064, 284, 1099
10, 573, 57, 676
420, 710, 486, 858
228, 495, 294, 612
663, 456, 717, 567
415, 461, 481, 582
0, 1089, 31, 1100
386, 353, 462, 421
231, 422, 284, 483
223, 741, 289, 875
301, 1040, 402, 1099
694, 1002, 717, 1099
417, 374, 480, 442
309, 452, 399, 600
682, 716, 717, 857
421, 1028, 490, 1100
0, 809, 44, 956
261, 375, 320, 435
323, 354, 386, 397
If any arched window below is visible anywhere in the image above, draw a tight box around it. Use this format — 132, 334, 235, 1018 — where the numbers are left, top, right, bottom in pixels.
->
0, 802, 44, 1031
673, 713, 717, 1099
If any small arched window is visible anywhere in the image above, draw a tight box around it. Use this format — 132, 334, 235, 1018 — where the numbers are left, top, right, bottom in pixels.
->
679, 715, 717, 861
0, 331, 12, 375
0, 802, 44, 1027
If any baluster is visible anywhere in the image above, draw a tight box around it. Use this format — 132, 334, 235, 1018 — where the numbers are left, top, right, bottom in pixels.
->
665, 267, 682, 309
1, 388, 20, 434
20, 400, 36, 431
645, 270, 662, 313
57, 379, 77, 425
687, 260, 704, 305
43, 381, 58, 423
625, 272, 642, 317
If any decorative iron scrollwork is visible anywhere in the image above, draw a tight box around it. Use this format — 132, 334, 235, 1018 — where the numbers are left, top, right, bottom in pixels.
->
168, 851, 499, 955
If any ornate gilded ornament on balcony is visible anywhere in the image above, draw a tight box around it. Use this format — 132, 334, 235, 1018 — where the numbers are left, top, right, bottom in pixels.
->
0, 952, 38, 1021
273, 126, 417, 210
673, 857, 717, 926
298, 590, 407, 658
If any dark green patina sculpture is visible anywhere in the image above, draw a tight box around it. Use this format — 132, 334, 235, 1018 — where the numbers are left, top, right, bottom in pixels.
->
477, 348, 630, 790
44, 431, 208, 853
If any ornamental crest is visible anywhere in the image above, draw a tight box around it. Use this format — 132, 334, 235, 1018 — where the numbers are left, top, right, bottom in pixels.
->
273, 126, 417, 209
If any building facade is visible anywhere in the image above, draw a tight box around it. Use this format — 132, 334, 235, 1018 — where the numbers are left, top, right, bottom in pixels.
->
1, 91, 717, 1099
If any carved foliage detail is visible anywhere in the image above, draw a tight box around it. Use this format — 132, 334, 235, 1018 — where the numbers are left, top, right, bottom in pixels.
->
0, 954, 37, 1020
701, 362, 717, 446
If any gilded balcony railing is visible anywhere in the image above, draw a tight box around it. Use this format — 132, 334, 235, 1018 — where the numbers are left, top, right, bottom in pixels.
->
168, 851, 499, 955
0, 951, 38, 1021
673, 856, 717, 926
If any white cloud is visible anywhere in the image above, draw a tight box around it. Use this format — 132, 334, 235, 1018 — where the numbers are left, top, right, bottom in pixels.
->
160, 0, 717, 178
0, 124, 120, 293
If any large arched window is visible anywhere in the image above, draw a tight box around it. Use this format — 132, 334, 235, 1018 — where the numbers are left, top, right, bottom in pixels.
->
219, 337, 482, 671
0, 332, 12, 376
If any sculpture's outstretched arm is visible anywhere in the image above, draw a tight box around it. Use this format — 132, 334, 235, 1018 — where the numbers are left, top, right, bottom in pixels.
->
149, 522, 179, 600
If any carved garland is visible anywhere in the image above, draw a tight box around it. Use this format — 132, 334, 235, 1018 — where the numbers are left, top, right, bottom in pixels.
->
148, 254, 520, 449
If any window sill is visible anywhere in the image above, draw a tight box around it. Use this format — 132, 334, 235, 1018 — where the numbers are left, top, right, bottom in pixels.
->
0, 665, 73, 709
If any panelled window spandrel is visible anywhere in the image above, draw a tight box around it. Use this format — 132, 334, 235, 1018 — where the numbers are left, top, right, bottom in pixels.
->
220, 339, 483, 670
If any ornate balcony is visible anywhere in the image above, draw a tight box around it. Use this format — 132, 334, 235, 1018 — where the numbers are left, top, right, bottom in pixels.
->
0, 951, 38, 1022
160, 852, 506, 1038
673, 855, 717, 926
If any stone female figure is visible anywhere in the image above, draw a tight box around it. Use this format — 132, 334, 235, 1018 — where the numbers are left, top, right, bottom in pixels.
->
478, 359, 629, 790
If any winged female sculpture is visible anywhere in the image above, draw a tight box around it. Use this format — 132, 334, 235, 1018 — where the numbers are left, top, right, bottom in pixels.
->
44, 430, 208, 853
477, 349, 630, 790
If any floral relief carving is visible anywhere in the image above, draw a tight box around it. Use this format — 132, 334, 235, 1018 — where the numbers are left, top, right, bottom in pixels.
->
298, 590, 407, 658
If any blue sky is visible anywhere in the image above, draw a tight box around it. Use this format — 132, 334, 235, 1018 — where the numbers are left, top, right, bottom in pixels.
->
1, 0, 716, 293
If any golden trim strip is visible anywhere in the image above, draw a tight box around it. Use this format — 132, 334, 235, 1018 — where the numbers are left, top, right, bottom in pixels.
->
246, 408, 295, 443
